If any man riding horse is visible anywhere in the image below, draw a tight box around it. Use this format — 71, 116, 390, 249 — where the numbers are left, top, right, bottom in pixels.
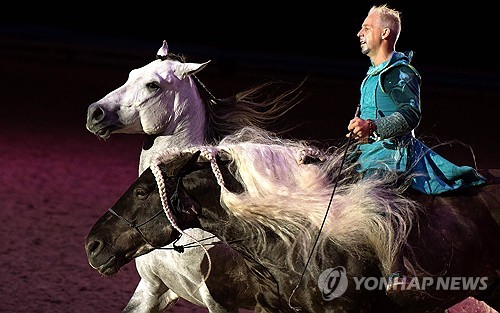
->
346, 4, 486, 294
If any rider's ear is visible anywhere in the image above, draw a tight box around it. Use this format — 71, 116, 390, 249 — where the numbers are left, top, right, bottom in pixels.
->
381, 28, 390, 39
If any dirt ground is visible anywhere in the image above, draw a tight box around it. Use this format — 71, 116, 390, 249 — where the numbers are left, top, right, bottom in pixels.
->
1, 36, 498, 312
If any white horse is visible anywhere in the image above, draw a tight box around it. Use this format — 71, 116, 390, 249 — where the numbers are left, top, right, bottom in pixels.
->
86, 41, 302, 312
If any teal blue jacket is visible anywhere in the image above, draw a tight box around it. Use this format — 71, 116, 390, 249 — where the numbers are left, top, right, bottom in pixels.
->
355, 51, 485, 194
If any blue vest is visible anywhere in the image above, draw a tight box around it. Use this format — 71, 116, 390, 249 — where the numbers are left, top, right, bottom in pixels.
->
356, 54, 486, 194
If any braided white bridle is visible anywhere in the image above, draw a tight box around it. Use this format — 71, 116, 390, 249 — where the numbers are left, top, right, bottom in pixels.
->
149, 147, 227, 283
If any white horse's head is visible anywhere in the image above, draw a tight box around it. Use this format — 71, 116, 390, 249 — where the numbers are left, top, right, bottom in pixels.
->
86, 42, 210, 142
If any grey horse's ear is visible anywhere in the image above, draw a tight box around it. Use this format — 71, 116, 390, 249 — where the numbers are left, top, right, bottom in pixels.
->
177, 150, 203, 176
161, 151, 203, 177
156, 40, 169, 59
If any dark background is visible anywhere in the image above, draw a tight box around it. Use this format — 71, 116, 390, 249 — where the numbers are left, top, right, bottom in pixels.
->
2, 2, 497, 69
1, 2, 498, 170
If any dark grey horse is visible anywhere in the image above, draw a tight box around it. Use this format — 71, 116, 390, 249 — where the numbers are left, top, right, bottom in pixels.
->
85, 134, 500, 312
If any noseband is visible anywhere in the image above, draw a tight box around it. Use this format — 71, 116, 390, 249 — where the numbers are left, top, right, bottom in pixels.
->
106, 176, 187, 249
108, 207, 164, 232
107, 207, 166, 248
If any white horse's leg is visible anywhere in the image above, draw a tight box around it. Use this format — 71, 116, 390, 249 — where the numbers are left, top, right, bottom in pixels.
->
123, 262, 179, 313
123, 229, 236, 313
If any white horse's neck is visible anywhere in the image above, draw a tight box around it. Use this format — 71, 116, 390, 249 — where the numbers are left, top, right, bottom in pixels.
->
139, 135, 204, 174
139, 88, 206, 175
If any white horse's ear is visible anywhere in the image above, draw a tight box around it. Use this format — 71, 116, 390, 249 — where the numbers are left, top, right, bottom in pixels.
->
176, 61, 211, 79
157, 40, 169, 58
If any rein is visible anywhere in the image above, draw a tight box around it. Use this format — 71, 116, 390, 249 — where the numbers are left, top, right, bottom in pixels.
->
288, 105, 360, 310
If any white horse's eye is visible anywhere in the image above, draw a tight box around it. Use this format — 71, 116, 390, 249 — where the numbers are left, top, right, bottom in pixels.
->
145, 82, 160, 91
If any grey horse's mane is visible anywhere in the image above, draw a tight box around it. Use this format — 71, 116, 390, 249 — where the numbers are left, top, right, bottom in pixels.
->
152, 127, 420, 276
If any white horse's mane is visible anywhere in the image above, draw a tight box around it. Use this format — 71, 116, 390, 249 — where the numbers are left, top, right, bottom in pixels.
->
152, 127, 420, 276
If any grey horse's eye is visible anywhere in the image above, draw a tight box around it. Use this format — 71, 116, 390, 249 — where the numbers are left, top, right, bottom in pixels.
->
145, 82, 160, 90
134, 187, 149, 199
